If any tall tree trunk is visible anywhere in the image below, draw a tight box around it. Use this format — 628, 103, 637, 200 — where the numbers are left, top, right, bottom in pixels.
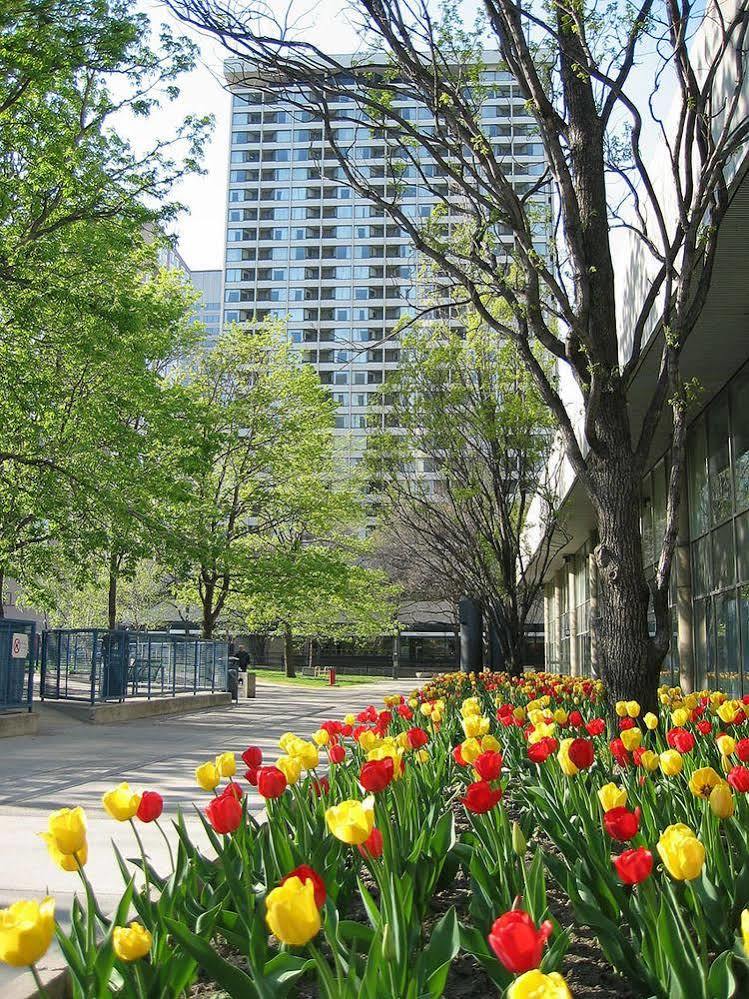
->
283, 625, 296, 678
590, 432, 662, 717
201, 583, 215, 639
107, 552, 118, 631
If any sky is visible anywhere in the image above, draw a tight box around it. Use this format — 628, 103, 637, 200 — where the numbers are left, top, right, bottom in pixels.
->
135, 0, 360, 271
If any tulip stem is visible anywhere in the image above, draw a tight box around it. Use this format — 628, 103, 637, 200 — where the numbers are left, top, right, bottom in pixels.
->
30, 964, 50, 999
154, 819, 175, 872
129, 820, 151, 900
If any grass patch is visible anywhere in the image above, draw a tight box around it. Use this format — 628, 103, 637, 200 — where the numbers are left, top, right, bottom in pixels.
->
254, 669, 393, 688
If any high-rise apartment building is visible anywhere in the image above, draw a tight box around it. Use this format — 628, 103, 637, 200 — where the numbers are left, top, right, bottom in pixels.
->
222, 54, 550, 462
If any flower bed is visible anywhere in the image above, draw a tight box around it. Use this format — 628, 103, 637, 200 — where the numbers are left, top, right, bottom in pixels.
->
3, 671, 749, 997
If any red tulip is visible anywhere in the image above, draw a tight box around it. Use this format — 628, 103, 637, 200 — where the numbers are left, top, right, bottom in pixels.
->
527, 737, 557, 764
736, 738, 749, 762
603, 806, 640, 841
613, 847, 653, 884
205, 793, 242, 834
696, 720, 712, 735
360, 757, 394, 793
462, 780, 502, 814
474, 750, 503, 782
569, 710, 584, 727
488, 910, 553, 973
242, 746, 263, 769
609, 738, 630, 766
619, 717, 636, 730
329, 744, 346, 764
257, 766, 287, 799
357, 826, 384, 860
585, 717, 606, 736
568, 738, 595, 769
244, 767, 260, 786
221, 781, 243, 801
397, 704, 414, 720
727, 765, 749, 793
280, 864, 326, 909
407, 727, 429, 749
311, 776, 330, 797
136, 791, 163, 823
453, 744, 467, 766
667, 728, 695, 753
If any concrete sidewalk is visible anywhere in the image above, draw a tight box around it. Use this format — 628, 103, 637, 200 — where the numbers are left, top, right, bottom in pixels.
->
0, 678, 416, 996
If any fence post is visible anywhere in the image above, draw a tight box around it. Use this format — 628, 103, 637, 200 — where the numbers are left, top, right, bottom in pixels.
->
193, 640, 199, 695
40, 631, 47, 702
91, 630, 98, 705
147, 634, 152, 701
211, 644, 216, 692
172, 640, 177, 697
26, 625, 35, 713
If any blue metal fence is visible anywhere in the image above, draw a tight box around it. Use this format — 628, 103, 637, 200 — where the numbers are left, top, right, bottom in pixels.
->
0, 619, 35, 713
41, 629, 228, 704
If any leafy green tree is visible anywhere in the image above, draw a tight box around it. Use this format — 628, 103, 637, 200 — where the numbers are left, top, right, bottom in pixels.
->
368, 320, 559, 673
172, 322, 344, 638
0, 0, 209, 616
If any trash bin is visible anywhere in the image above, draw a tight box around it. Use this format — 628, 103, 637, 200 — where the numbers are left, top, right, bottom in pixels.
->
236, 672, 256, 699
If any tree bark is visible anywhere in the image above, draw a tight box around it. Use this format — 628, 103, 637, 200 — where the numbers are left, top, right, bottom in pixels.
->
283, 625, 296, 678
201, 582, 215, 639
590, 418, 662, 716
107, 551, 118, 631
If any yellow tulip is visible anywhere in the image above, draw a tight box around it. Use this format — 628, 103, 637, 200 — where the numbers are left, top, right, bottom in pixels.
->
461, 738, 482, 764
344, 713, 356, 725
659, 749, 683, 776
415, 749, 429, 764
113, 922, 152, 962
640, 750, 660, 772
626, 701, 640, 718
420, 703, 432, 716
615, 701, 628, 718
481, 734, 501, 753
671, 707, 690, 727
657, 824, 705, 881
598, 783, 627, 811
717, 701, 738, 724
507, 969, 572, 998
513, 706, 526, 722
0, 898, 55, 967
358, 730, 379, 753
278, 732, 297, 752
276, 755, 302, 785
461, 697, 480, 717
312, 728, 329, 747
643, 712, 659, 730
215, 752, 236, 777
557, 738, 579, 777
709, 781, 735, 819
294, 742, 319, 771
688, 767, 722, 800
40, 807, 87, 857
195, 762, 220, 791
462, 715, 483, 739
367, 745, 403, 778
717, 734, 736, 757
741, 909, 749, 955
620, 728, 642, 752
41, 838, 88, 872
325, 797, 375, 845
102, 783, 141, 822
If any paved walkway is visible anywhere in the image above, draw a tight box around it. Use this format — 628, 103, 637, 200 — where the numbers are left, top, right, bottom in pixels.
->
0, 678, 415, 996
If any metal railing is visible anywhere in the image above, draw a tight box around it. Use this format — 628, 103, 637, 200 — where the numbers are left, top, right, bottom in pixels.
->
40, 629, 228, 704
0, 619, 35, 713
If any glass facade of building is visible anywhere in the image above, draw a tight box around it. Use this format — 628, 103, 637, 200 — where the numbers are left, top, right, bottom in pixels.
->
543, 361, 749, 693
223, 62, 551, 460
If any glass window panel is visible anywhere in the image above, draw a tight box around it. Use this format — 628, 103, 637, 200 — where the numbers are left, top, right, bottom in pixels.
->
712, 522, 736, 591
715, 591, 740, 698
732, 368, 749, 512
737, 510, 749, 582
688, 418, 709, 537
652, 460, 667, 554
691, 536, 711, 597
706, 595, 717, 690
641, 488, 654, 568
740, 584, 749, 696
708, 397, 732, 524
693, 599, 707, 689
